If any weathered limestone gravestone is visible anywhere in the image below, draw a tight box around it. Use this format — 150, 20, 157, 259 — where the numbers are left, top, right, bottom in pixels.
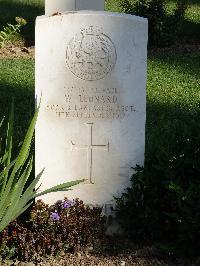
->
35, 0, 148, 210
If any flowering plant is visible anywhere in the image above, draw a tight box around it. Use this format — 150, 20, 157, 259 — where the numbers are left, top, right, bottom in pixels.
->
0, 198, 105, 261
0, 101, 84, 234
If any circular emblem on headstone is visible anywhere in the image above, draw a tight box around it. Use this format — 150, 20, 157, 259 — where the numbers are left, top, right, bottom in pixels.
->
66, 26, 117, 81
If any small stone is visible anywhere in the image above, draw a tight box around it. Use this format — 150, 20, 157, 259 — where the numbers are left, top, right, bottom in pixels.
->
60, 250, 66, 257
21, 47, 29, 53
120, 261, 126, 266
77, 252, 82, 259
11, 48, 17, 54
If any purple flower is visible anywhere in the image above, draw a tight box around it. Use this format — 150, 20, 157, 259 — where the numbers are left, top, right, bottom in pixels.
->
51, 211, 60, 221
62, 200, 75, 209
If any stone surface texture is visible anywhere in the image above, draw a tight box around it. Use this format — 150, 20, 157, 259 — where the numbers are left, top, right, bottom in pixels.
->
45, 0, 105, 16
35, 11, 148, 206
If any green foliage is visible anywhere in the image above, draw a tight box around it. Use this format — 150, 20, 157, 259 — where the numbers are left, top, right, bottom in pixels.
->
0, 199, 105, 261
116, 51, 200, 255
0, 0, 43, 44
0, 17, 27, 48
0, 0, 198, 45
119, 0, 188, 46
0, 101, 84, 233
116, 133, 200, 256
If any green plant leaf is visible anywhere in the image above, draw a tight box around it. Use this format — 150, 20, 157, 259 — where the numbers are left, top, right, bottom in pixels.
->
0, 102, 84, 233
36, 179, 85, 198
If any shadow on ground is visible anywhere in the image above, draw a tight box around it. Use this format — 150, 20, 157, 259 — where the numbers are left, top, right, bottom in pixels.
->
0, 65, 34, 145
188, 0, 200, 4
181, 20, 200, 43
148, 50, 200, 76
146, 100, 200, 157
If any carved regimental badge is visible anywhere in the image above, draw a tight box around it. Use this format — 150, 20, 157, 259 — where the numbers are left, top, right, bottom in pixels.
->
66, 26, 117, 81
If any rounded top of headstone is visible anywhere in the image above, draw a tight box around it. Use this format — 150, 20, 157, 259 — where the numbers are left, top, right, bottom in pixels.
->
38, 10, 148, 24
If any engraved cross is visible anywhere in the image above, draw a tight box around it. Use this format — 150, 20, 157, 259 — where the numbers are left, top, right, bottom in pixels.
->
71, 123, 109, 184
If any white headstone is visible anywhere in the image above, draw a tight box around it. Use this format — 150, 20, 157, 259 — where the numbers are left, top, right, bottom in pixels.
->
35, 11, 148, 208
45, 0, 105, 16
